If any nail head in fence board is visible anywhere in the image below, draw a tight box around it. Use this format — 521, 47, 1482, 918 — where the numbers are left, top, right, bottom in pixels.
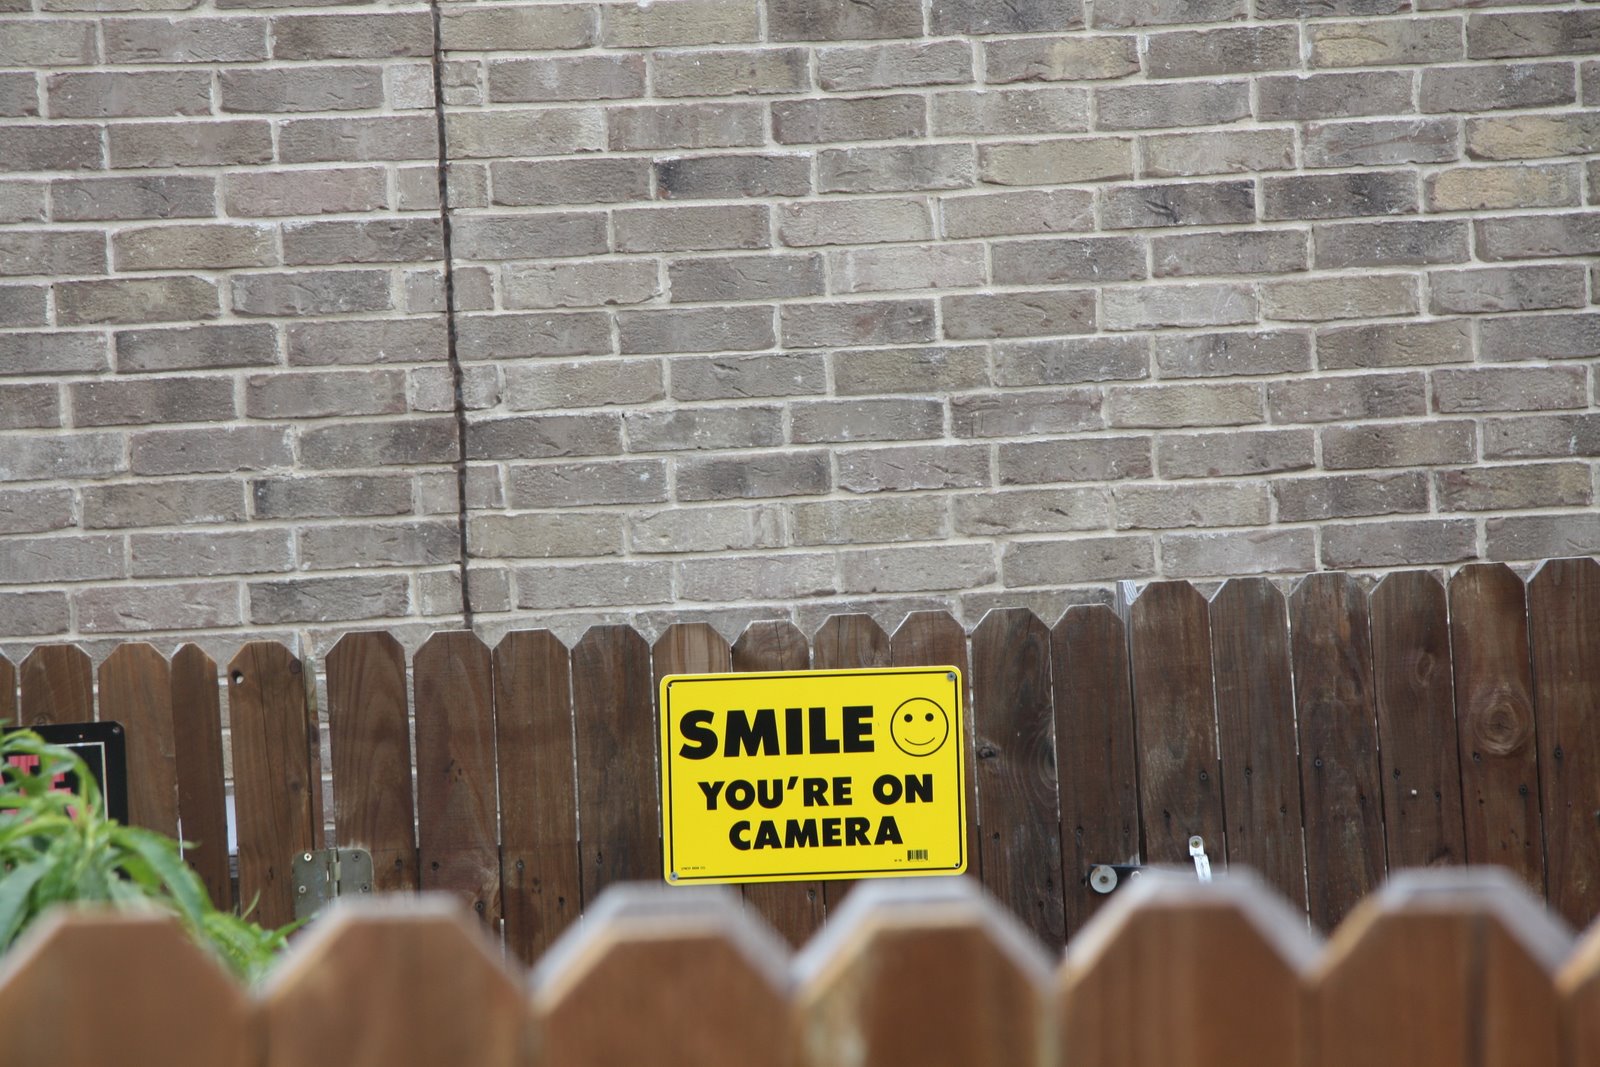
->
1209, 579, 1306, 910
971, 609, 1066, 949
573, 624, 657, 900
327, 631, 418, 894
534, 885, 791, 1067
1062, 874, 1318, 1067
1053, 604, 1139, 937
1371, 571, 1467, 871
1314, 869, 1569, 1067
18, 643, 93, 727
0, 911, 251, 1066
1128, 582, 1225, 866
414, 631, 501, 927
171, 643, 231, 910
795, 879, 1053, 1067
99, 643, 179, 837
733, 619, 824, 947
892, 611, 979, 890
495, 629, 580, 965
1290, 572, 1385, 932
1528, 557, 1600, 930
263, 900, 527, 1067
229, 640, 321, 931
1447, 564, 1544, 892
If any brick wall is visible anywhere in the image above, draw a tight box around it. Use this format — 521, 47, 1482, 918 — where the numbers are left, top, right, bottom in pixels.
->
3, 0, 1598, 655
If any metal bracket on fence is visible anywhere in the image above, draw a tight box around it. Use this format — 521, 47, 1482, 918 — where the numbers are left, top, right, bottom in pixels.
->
1088, 835, 1214, 895
292, 847, 375, 921
1189, 835, 1212, 881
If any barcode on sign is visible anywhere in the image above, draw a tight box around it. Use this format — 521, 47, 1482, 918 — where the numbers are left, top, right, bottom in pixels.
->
907, 848, 929, 861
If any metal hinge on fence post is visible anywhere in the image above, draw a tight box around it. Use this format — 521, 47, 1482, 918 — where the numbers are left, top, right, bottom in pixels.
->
1087, 834, 1214, 895
291, 847, 375, 921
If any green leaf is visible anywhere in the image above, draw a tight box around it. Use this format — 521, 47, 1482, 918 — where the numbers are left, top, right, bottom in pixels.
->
0, 855, 51, 951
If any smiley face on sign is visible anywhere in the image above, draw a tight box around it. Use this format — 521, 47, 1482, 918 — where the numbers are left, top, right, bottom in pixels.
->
889, 697, 950, 757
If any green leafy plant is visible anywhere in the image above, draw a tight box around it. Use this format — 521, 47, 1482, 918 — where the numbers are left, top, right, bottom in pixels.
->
0, 727, 296, 982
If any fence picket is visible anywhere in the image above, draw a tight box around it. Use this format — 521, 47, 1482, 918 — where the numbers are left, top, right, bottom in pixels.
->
1560, 922, 1600, 1066
0, 653, 14, 726
98, 643, 178, 836
971, 609, 1065, 949
573, 625, 656, 900
327, 631, 418, 893
18, 643, 92, 726
733, 619, 824, 947
494, 628, 580, 965
1291, 572, 1385, 931
1053, 604, 1139, 937
1528, 557, 1600, 929
414, 631, 500, 928
1210, 578, 1306, 909
171, 643, 230, 909
1447, 563, 1544, 891
229, 641, 321, 930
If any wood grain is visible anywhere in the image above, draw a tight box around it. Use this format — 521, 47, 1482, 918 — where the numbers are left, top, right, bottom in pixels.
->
170, 644, 230, 909
19, 644, 93, 726
98, 642, 178, 836
572, 625, 657, 901
0, 653, 16, 728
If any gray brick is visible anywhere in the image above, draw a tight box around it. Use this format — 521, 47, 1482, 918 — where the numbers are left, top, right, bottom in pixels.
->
998, 435, 1152, 484
131, 528, 292, 578
1096, 82, 1250, 131
943, 289, 1095, 339
439, 5, 594, 50
1145, 26, 1297, 78
117, 323, 277, 373
130, 426, 291, 475
299, 520, 460, 569
0, 383, 58, 429
281, 115, 437, 163
1421, 63, 1574, 113
1478, 312, 1600, 362
0, 591, 69, 636
671, 351, 829, 400
0, 331, 106, 375
506, 259, 660, 309
940, 189, 1093, 238
840, 544, 995, 595
654, 154, 812, 199
464, 414, 615, 461
1259, 0, 1402, 16
1317, 320, 1472, 370
833, 244, 987, 293
223, 168, 387, 217
0, 284, 46, 327
58, 276, 220, 325
508, 459, 668, 507
0, 435, 125, 482
1322, 420, 1477, 469
1093, 0, 1244, 27
778, 197, 931, 246
650, 48, 807, 98
1151, 231, 1307, 277
984, 35, 1138, 83
231, 270, 389, 317
773, 95, 925, 144
0, 182, 46, 224
247, 369, 407, 419
0, 20, 97, 65
977, 137, 1134, 185
609, 103, 764, 151
1102, 282, 1255, 330
489, 55, 645, 102
1140, 129, 1295, 178
820, 41, 974, 91
789, 497, 948, 545
0, 230, 105, 277
993, 235, 1144, 284
1438, 463, 1592, 512
219, 67, 383, 113
994, 335, 1150, 385
503, 359, 663, 410
495, 158, 651, 206
1310, 17, 1463, 67
1322, 519, 1478, 569
767, 0, 921, 41
1258, 72, 1412, 122
1263, 171, 1418, 220
1468, 11, 1600, 60
953, 389, 1101, 437
452, 213, 607, 261
1106, 382, 1262, 429
837, 444, 988, 492
47, 71, 211, 118
0, 488, 74, 535
626, 406, 781, 451
1482, 413, 1600, 459
669, 254, 822, 302
1260, 275, 1419, 322
103, 16, 268, 64
73, 376, 235, 427
614, 204, 768, 252
676, 450, 830, 500
1115, 482, 1268, 530
113, 223, 276, 271
618, 305, 775, 354
1305, 119, 1460, 168
633, 504, 784, 553
783, 299, 936, 348
76, 583, 241, 635
446, 108, 604, 158
455, 312, 611, 360
954, 487, 1109, 535
1476, 212, 1600, 261
249, 575, 409, 625
932, 0, 1079, 33
82, 479, 244, 529
1427, 163, 1581, 212
1431, 265, 1587, 315
1268, 372, 1426, 423
0, 126, 101, 172
1157, 429, 1315, 478
512, 561, 672, 610
1275, 471, 1430, 521
300, 418, 461, 468
1161, 529, 1317, 578
1002, 535, 1154, 585
1465, 114, 1600, 161
680, 553, 837, 600
1433, 365, 1588, 413
932, 89, 1088, 136
604, 0, 757, 46
107, 120, 272, 168
270, 12, 432, 59
1313, 220, 1469, 269
251, 474, 412, 519
833, 345, 990, 396
1486, 514, 1600, 561
282, 219, 442, 267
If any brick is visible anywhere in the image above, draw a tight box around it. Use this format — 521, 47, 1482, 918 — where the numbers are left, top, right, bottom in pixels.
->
654, 154, 811, 199
984, 35, 1138, 83
651, 48, 806, 98
1476, 213, 1600, 261
1432, 365, 1588, 412
77, 584, 241, 635
781, 300, 935, 348
280, 115, 437, 163
1152, 231, 1307, 277
605, 0, 757, 46
1002, 536, 1154, 585
1323, 519, 1478, 569
934, 0, 1079, 33
669, 254, 822, 302
507, 259, 660, 308
130, 529, 292, 578
1092, 0, 1243, 27
130, 426, 291, 476
1268, 372, 1425, 423
1310, 17, 1462, 67
1261, 275, 1419, 322
1275, 471, 1430, 521
0, 590, 69, 635
1145, 26, 1297, 78
767, 0, 921, 41
0, 331, 106, 374
837, 444, 988, 492
835, 244, 985, 293
615, 204, 768, 252
503, 359, 663, 410
58, 276, 220, 325
676, 450, 830, 500
1102, 180, 1255, 230
1314, 219, 1470, 269
446, 109, 604, 158
940, 189, 1093, 238
1153, 331, 1309, 379
992, 235, 1147, 286
114, 223, 276, 272
1096, 82, 1250, 131
1468, 11, 1600, 60
301, 520, 460, 570
671, 351, 827, 400
270, 12, 431, 58
954, 487, 1108, 535
1163, 529, 1317, 578
1431, 265, 1587, 315
1140, 129, 1295, 178
840, 544, 995, 594
231, 270, 389, 317
103, 17, 268, 63
1421, 63, 1574, 113
778, 198, 931, 246
0, 182, 46, 224
609, 103, 764, 151
454, 312, 611, 360
1102, 282, 1255, 330
0, 20, 97, 65
833, 345, 989, 395
53, 175, 215, 222
247, 369, 407, 418
1305, 118, 1460, 168
464, 414, 617, 461
1317, 320, 1472, 369
998, 435, 1152, 484
117, 323, 277, 372
495, 158, 651, 206
1114, 482, 1268, 530
489, 55, 645, 102
223, 168, 386, 217
1478, 312, 1600, 362
1258, 72, 1412, 122
820, 41, 974, 91
1323, 420, 1477, 469
977, 138, 1134, 185
618, 305, 774, 354
508, 459, 667, 507
387, 63, 435, 111
1427, 164, 1580, 211
944, 289, 1096, 339
0, 230, 105, 278
107, 120, 272, 168
791, 496, 947, 546
680, 553, 837, 600
632, 503, 783, 553
283, 219, 441, 267
452, 213, 607, 261
1466, 114, 1600, 161
1486, 515, 1600, 561
953, 389, 1101, 436
818, 144, 974, 194
773, 96, 925, 144
0, 435, 124, 482
1437, 463, 1592, 512
301, 418, 461, 467
439, 5, 594, 50
251, 474, 411, 519
1107, 382, 1262, 429
249, 576, 409, 625
73, 376, 234, 427
0, 384, 59, 430
0, 126, 101, 172
82, 479, 244, 529
0, 285, 47, 328
511, 561, 673, 610
218, 66, 382, 113
1263, 171, 1417, 220
932, 88, 1088, 136
1157, 428, 1315, 478
48, 71, 211, 118
1482, 413, 1600, 459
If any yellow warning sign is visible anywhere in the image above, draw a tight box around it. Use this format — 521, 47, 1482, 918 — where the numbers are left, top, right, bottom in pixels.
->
659, 666, 966, 884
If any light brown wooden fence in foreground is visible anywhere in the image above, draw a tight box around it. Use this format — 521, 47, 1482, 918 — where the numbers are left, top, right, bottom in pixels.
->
3, 558, 1598, 959
1, 871, 1598, 1067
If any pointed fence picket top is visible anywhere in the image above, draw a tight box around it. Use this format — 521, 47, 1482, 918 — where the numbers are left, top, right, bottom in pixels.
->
0, 911, 252, 1066
794, 877, 1053, 1067
1312, 868, 1571, 1067
533, 884, 792, 1067
1061, 872, 1319, 1067
262, 898, 527, 1067
18, 643, 92, 726
98, 643, 179, 837
171, 643, 231, 909
1558, 914, 1600, 1064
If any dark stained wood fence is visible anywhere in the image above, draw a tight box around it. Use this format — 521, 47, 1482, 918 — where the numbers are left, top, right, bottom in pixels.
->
4, 560, 1598, 956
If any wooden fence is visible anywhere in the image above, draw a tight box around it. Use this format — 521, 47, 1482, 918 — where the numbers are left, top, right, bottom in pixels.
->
2, 870, 1599, 1066
2, 558, 1597, 959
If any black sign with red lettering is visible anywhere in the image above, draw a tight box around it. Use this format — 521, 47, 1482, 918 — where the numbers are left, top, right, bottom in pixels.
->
4, 721, 128, 824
